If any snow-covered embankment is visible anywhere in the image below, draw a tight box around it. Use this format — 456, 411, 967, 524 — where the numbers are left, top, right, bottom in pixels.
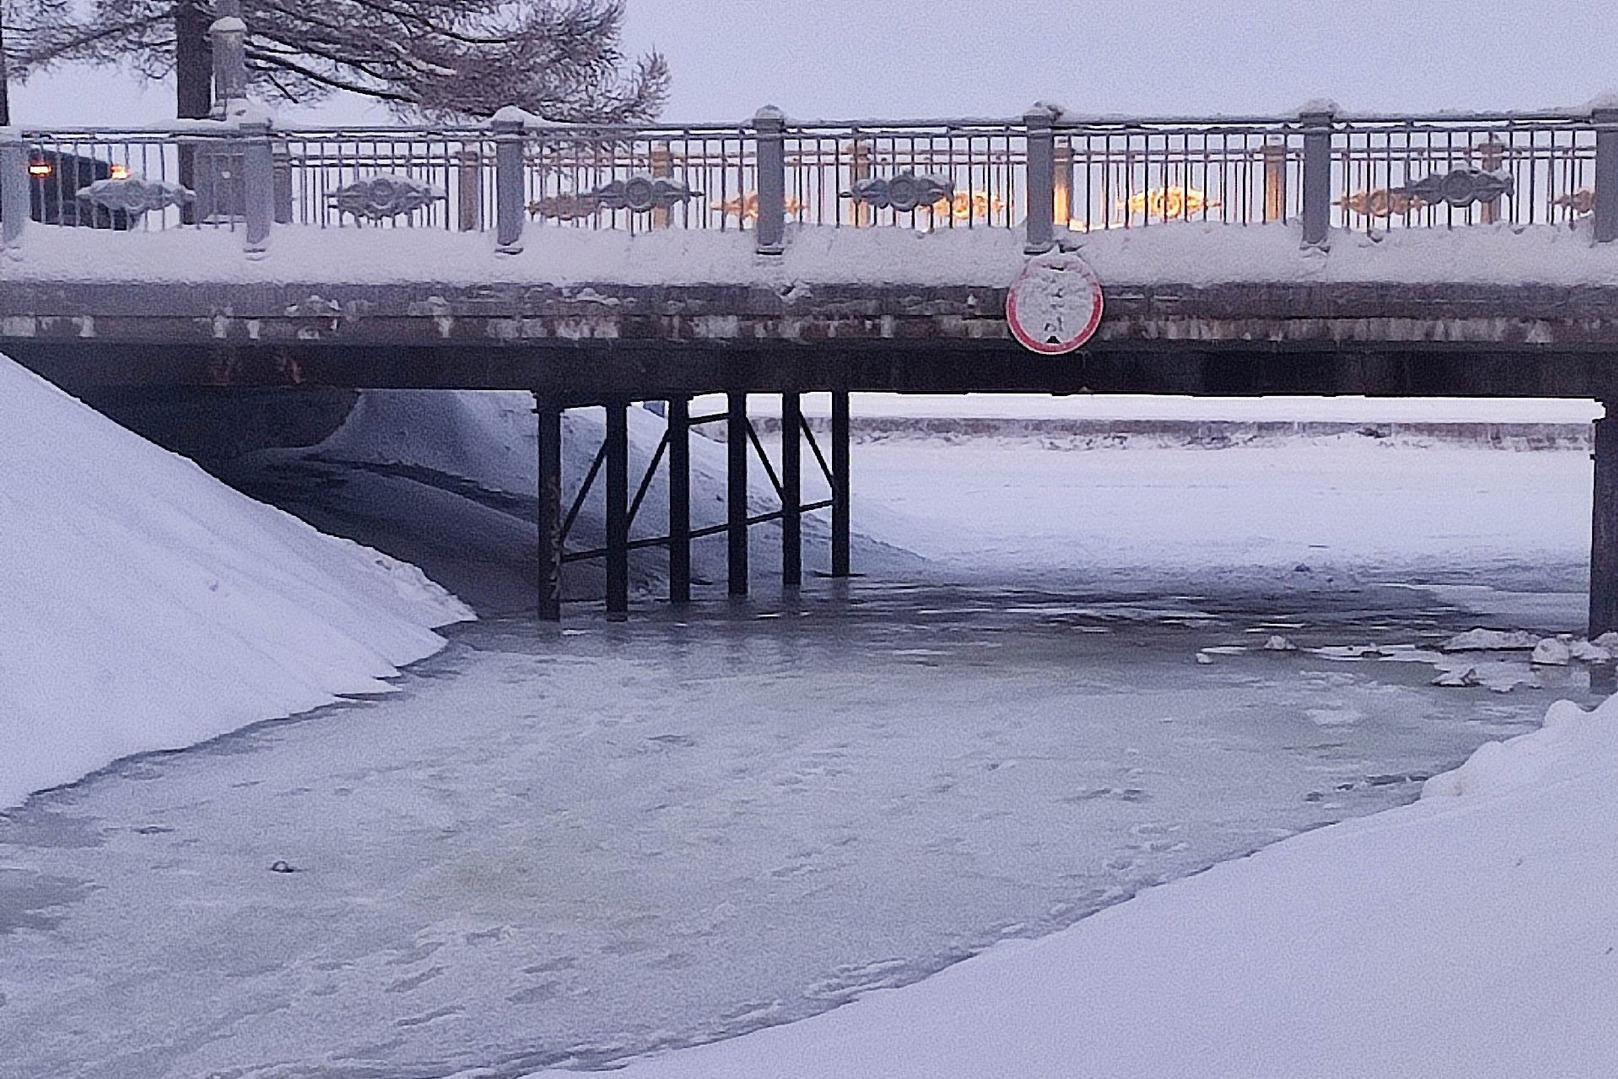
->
0, 356, 472, 809
539, 694, 1618, 1079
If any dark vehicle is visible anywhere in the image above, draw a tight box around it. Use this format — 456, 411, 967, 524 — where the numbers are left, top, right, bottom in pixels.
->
0, 148, 134, 229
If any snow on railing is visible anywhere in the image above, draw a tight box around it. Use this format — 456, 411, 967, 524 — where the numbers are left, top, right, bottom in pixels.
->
1, 103, 1615, 259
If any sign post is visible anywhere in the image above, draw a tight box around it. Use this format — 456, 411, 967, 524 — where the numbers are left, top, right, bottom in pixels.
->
1006, 252, 1104, 355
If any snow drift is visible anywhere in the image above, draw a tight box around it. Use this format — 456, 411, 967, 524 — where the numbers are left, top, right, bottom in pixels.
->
539, 694, 1618, 1079
0, 355, 472, 809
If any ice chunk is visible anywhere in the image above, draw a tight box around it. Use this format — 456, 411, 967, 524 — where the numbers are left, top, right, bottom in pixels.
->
1431, 667, 1480, 687
1530, 638, 1571, 666
1439, 628, 1540, 653
1569, 638, 1612, 663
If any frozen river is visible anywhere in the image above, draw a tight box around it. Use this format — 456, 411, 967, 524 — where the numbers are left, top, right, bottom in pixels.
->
0, 430, 1604, 1077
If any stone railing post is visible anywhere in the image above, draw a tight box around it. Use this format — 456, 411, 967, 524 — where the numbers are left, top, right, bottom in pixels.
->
1024, 103, 1058, 253
240, 116, 274, 255
753, 105, 786, 256
0, 128, 29, 250
209, 0, 249, 120
1595, 105, 1618, 244
492, 113, 526, 254
1300, 104, 1336, 248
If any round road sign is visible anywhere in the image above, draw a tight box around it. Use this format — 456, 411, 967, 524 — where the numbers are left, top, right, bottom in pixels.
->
1006, 252, 1104, 355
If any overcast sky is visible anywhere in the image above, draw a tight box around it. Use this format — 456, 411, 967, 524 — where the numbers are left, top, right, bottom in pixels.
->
10, 0, 1618, 125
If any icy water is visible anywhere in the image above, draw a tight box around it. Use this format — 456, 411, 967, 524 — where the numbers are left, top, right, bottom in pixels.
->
0, 580, 1599, 1079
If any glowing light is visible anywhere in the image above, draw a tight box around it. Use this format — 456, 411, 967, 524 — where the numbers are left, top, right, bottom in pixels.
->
711, 193, 805, 221
1118, 186, 1217, 220
1337, 189, 1425, 217
28, 163, 53, 177
109, 164, 131, 180
925, 191, 1005, 222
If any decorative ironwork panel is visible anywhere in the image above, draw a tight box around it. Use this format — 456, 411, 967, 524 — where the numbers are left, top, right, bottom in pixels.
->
589, 175, 702, 214
76, 177, 194, 220
327, 173, 446, 222
844, 172, 955, 214
1396, 168, 1514, 209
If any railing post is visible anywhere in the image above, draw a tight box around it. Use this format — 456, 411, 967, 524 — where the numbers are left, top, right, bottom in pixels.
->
492, 112, 526, 254
209, 0, 249, 120
1024, 103, 1059, 253
1300, 104, 1336, 249
1595, 105, 1618, 244
240, 117, 274, 255
0, 128, 28, 251
754, 105, 786, 255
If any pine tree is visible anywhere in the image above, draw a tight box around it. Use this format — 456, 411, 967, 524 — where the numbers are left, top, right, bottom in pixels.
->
8, 0, 667, 122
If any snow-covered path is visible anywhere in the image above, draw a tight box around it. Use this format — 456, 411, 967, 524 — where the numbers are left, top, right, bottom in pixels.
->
0, 428, 1604, 1077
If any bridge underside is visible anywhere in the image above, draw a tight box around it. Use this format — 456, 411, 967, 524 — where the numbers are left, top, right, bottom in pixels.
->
6, 276, 1618, 633
3, 279, 1618, 399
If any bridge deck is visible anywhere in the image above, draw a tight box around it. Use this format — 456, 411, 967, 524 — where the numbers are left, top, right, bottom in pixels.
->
3, 224, 1617, 399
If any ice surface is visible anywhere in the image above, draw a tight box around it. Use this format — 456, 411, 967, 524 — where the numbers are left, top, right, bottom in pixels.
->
563, 691, 1618, 1079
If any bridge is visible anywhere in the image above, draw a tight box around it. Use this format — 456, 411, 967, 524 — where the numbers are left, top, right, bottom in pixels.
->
4, 58, 1618, 629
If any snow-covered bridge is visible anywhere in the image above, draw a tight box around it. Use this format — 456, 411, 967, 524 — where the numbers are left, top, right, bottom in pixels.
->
4, 100, 1618, 627
2, 100, 1617, 393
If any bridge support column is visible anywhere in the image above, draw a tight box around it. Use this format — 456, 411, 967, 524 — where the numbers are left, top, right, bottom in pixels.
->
782, 391, 802, 591
728, 392, 749, 596
831, 390, 851, 578
668, 396, 691, 604
605, 400, 630, 622
534, 395, 564, 623
1592, 404, 1618, 637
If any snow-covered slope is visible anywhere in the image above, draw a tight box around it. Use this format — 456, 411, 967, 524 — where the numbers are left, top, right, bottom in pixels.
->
0, 356, 472, 809
537, 694, 1618, 1079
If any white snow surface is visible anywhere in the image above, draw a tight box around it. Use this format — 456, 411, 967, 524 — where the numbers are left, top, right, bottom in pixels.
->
0, 355, 472, 809
743, 392, 1601, 425
3, 219, 1617, 287
539, 693, 1618, 1079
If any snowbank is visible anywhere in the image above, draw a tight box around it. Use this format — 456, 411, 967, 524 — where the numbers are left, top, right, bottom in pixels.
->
4, 218, 1616, 288
0, 355, 472, 809
537, 695, 1618, 1079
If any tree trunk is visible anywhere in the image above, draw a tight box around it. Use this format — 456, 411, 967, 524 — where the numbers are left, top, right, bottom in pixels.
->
174, 0, 213, 119
174, 0, 212, 224
1, 19, 12, 127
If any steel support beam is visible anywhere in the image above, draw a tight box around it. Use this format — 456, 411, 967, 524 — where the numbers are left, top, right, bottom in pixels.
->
535, 394, 564, 622
605, 400, 630, 621
727, 391, 749, 596
668, 396, 691, 604
831, 390, 851, 578
1592, 404, 1618, 636
781, 391, 802, 590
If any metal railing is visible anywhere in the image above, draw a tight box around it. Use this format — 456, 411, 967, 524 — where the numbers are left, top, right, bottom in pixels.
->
2, 103, 1615, 258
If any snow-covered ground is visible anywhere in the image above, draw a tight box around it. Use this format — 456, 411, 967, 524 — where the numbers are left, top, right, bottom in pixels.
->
5, 219, 1617, 288
3, 386, 1609, 1077
0, 356, 471, 810
744, 391, 1602, 425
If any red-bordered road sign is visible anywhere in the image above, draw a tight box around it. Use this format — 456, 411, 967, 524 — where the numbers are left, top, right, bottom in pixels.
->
1006, 252, 1105, 355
